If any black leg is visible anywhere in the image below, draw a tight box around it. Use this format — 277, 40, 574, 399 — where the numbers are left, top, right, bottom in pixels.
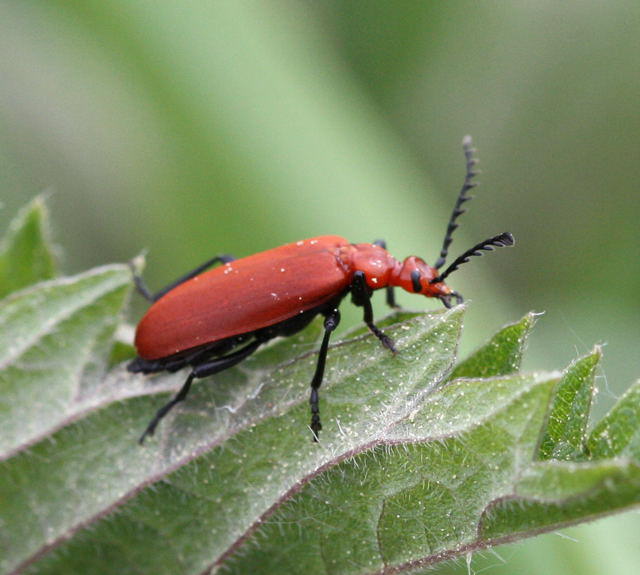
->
352, 271, 396, 353
309, 309, 340, 441
373, 239, 399, 309
385, 287, 398, 309
139, 339, 261, 444
131, 254, 236, 302
128, 344, 215, 374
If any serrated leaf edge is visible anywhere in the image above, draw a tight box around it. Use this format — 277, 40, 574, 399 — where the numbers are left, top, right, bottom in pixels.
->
212, 374, 558, 573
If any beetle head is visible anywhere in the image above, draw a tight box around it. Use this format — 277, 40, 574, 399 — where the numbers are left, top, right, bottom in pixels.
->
391, 231, 515, 309
392, 256, 463, 309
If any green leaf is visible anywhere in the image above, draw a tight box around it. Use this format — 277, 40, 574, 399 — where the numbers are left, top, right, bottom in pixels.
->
223, 373, 639, 574
449, 312, 539, 380
480, 459, 640, 542
207, 374, 556, 573
0, 196, 57, 299
108, 323, 138, 365
588, 381, 640, 459
0, 265, 131, 456
539, 348, 601, 461
1, 308, 462, 575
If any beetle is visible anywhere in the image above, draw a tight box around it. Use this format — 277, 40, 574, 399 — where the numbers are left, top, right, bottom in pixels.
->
128, 136, 514, 443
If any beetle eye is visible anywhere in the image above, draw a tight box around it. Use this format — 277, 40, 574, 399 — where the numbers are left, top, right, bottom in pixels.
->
410, 270, 422, 293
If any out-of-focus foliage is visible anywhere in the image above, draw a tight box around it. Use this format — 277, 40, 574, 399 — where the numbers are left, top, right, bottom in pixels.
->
1, 2, 638, 574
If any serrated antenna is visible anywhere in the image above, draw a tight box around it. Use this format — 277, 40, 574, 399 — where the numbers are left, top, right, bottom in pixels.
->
434, 135, 479, 270
431, 232, 515, 284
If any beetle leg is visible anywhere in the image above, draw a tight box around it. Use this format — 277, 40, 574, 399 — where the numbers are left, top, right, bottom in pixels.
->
352, 271, 397, 353
139, 338, 260, 444
131, 254, 236, 302
373, 239, 399, 309
309, 308, 341, 441
385, 287, 398, 309
129, 346, 212, 374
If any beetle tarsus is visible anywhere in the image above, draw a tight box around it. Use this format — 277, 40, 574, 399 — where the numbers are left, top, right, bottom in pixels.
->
138, 371, 196, 444
310, 387, 323, 442
129, 260, 156, 302
380, 333, 397, 354
139, 423, 156, 445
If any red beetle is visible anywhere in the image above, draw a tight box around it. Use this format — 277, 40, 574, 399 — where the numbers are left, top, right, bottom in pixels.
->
129, 136, 514, 443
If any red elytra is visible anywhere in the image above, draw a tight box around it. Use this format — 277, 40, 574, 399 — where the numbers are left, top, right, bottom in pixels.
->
134, 236, 454, 361
128, 137, 514, 443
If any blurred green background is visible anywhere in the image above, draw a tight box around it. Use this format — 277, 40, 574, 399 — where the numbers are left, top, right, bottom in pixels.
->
1, 2, 638, 573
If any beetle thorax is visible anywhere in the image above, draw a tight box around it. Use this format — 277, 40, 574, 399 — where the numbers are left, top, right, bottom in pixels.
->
338, 243, 397, 290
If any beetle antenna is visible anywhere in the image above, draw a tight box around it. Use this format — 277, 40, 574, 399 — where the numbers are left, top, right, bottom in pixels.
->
431, 232, 514, 284
434, 135, 479, 270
